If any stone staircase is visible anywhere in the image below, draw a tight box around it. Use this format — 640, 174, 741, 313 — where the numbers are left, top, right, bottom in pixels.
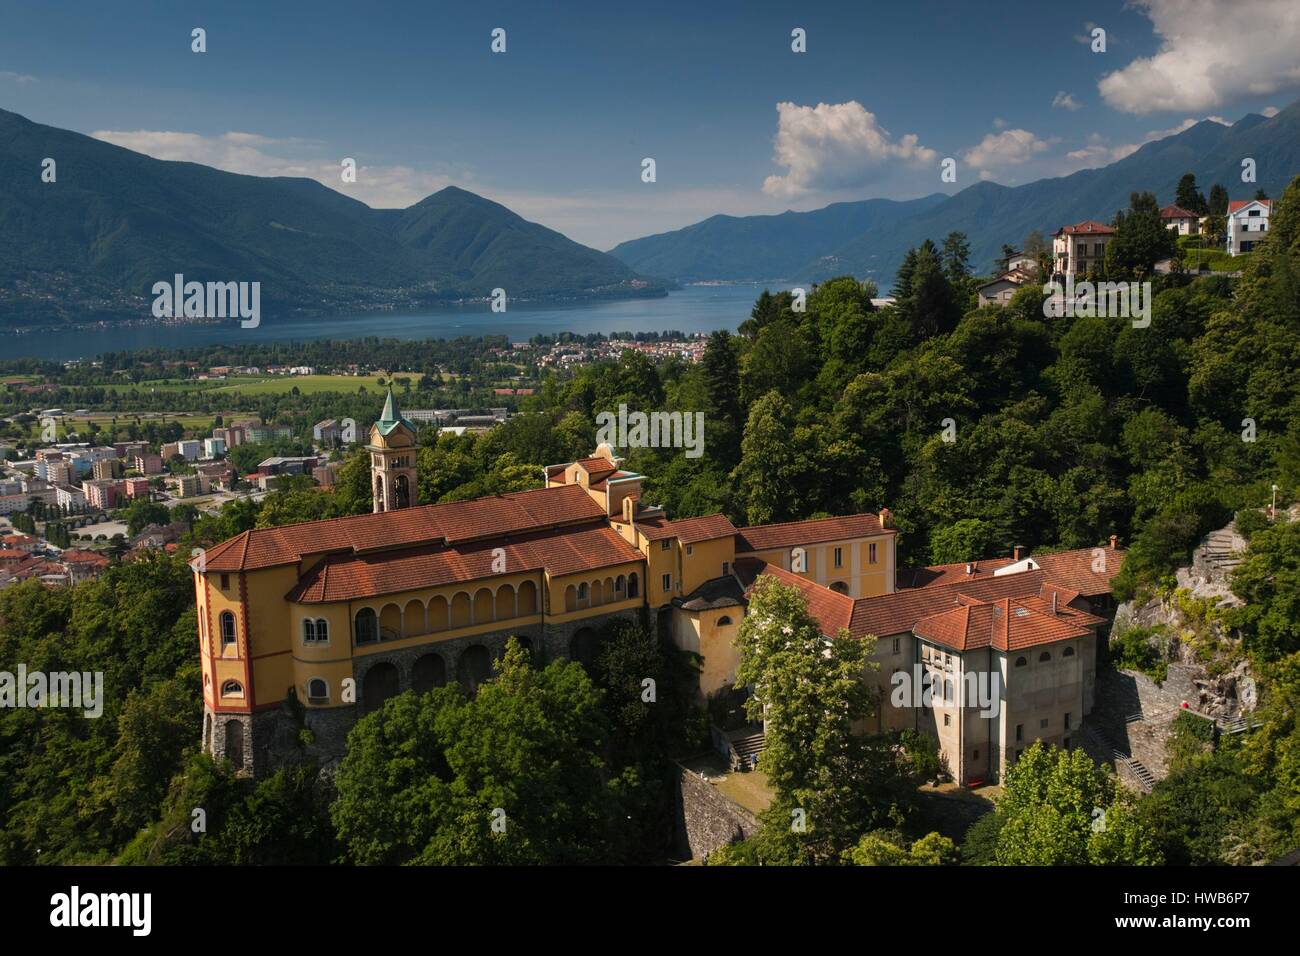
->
1218, 715, 1262, 735
1082, 721, 1157, 793
1200, 528, 1245, 574
716, 725, 766, 771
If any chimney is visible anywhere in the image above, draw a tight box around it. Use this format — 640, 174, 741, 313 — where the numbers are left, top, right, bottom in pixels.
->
965, 562, 973, 575
1109, 534, 1118, 549
1051, 591, 1058, 615
879, 507, 894, 529
1013, 545, 1023, 561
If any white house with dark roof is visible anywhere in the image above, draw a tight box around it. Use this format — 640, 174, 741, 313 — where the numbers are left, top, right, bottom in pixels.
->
1160, 203, 1201, 235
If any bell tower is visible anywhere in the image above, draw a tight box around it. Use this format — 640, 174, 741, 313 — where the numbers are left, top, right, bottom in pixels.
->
368, 387, 418, 513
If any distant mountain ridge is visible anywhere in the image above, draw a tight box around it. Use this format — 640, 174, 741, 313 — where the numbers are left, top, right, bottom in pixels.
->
607, 194, 948, 282
609, 99, 1300, 285
0, 109, 664, 326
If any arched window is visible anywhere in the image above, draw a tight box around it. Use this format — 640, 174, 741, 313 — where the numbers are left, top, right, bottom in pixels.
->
355, 607, 377, 645
829, 581, 849, 594
1015, 656, 1027, 667
1063, 646, 1075, 657
317, 619, 329, 642
615, 575, 626, 594
307, 678, 328, 703
577, 582, 589, 600
221, 679, 244, 699
220, 611, 237, 648
717, 616, 733, 626
627, 573, 639, 598
303, 619, 316, 643
1039, 651, 1052, 662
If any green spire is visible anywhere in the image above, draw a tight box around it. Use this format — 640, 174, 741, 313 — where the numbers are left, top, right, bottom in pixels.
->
375, 386, 415, 437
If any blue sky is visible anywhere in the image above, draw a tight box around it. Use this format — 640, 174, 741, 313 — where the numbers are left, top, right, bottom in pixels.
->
1, 0, 1297, 248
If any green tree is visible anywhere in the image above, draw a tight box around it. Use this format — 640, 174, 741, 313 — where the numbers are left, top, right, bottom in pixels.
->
331, 640, 622, 865
731, 577, 936, 862
993, 743, 1162, 865
702, 330, 742, 469
1106, 191, 1177, 277
1175, 172, 1208, 215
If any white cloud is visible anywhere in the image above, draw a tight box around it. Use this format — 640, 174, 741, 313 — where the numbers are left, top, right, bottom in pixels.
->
1075, 21, 1106, 45
87, 126, 809, 250
1262, 105, 1280, 117
962, 128, 1053, 174
0, 71, 36, 85
761, 101, 937, 198
1099, 0, 1300, 113
1065, 135, 1140, 169
91, 128, 466, 208
993, 117, 1008, 130
1052, 91, 1082, 111
1061, 114, 1230, 172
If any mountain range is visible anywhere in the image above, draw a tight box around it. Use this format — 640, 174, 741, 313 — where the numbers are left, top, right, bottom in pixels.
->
609, 99, 1300, 286
0, 108, 664, 327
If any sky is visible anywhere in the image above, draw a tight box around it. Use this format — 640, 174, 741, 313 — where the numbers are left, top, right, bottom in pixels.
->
1, 0, 1298, 249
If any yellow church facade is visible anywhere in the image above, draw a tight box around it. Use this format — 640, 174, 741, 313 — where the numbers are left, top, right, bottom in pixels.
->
193, 391, 902, 775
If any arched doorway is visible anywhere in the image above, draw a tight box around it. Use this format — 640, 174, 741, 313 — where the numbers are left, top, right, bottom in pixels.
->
412, 653, 447, 694
362, 662, 400, 714
224, 720, 244, 769
459, 645, 491, 695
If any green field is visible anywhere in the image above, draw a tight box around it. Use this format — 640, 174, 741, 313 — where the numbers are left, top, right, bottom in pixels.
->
210, 374, 392, 396
19, 413, 220, 438
102, 373, 395, 398
1177, 236, 1251, 273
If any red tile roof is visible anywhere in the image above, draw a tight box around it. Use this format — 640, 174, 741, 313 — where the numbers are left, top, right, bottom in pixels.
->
575, 456, 618, 478
736, 513, 895, 552
897, 547, 1121, 595
1160, 203, 1199, 219
1055, 219, 1115, 235
287, 522, 643, 603
633, 513, 739, 544
738, 545, 1121, 642
202, 483, 606, 572
1228, 199, 1272, 213
897, 557, 1017, 589
60, 549, 109, 565
913, 593, 1102, 652
738, 560, 855, 635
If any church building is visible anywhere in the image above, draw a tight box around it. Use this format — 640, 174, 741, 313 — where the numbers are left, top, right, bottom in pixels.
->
194, 390, 1122, 785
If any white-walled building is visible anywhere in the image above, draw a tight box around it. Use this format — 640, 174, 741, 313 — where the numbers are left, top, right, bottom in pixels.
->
1227, 199, 1272, 255
1160, 203, 1200, 235
1052, 220, 1115, 276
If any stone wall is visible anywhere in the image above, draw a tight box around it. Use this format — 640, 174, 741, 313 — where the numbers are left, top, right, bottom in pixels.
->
674, 761, 759, 861
206, 607, 643, 777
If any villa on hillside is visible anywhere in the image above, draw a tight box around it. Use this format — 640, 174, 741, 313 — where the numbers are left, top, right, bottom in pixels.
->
1227, 198, 1272, 255
194, 389, 1126, 787
1052, 220, 1115, 277
1160, 203, 1201, 235
976, 250, 1041, 306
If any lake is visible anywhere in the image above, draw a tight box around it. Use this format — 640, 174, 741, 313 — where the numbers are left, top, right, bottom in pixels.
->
0, 282, 796, 362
